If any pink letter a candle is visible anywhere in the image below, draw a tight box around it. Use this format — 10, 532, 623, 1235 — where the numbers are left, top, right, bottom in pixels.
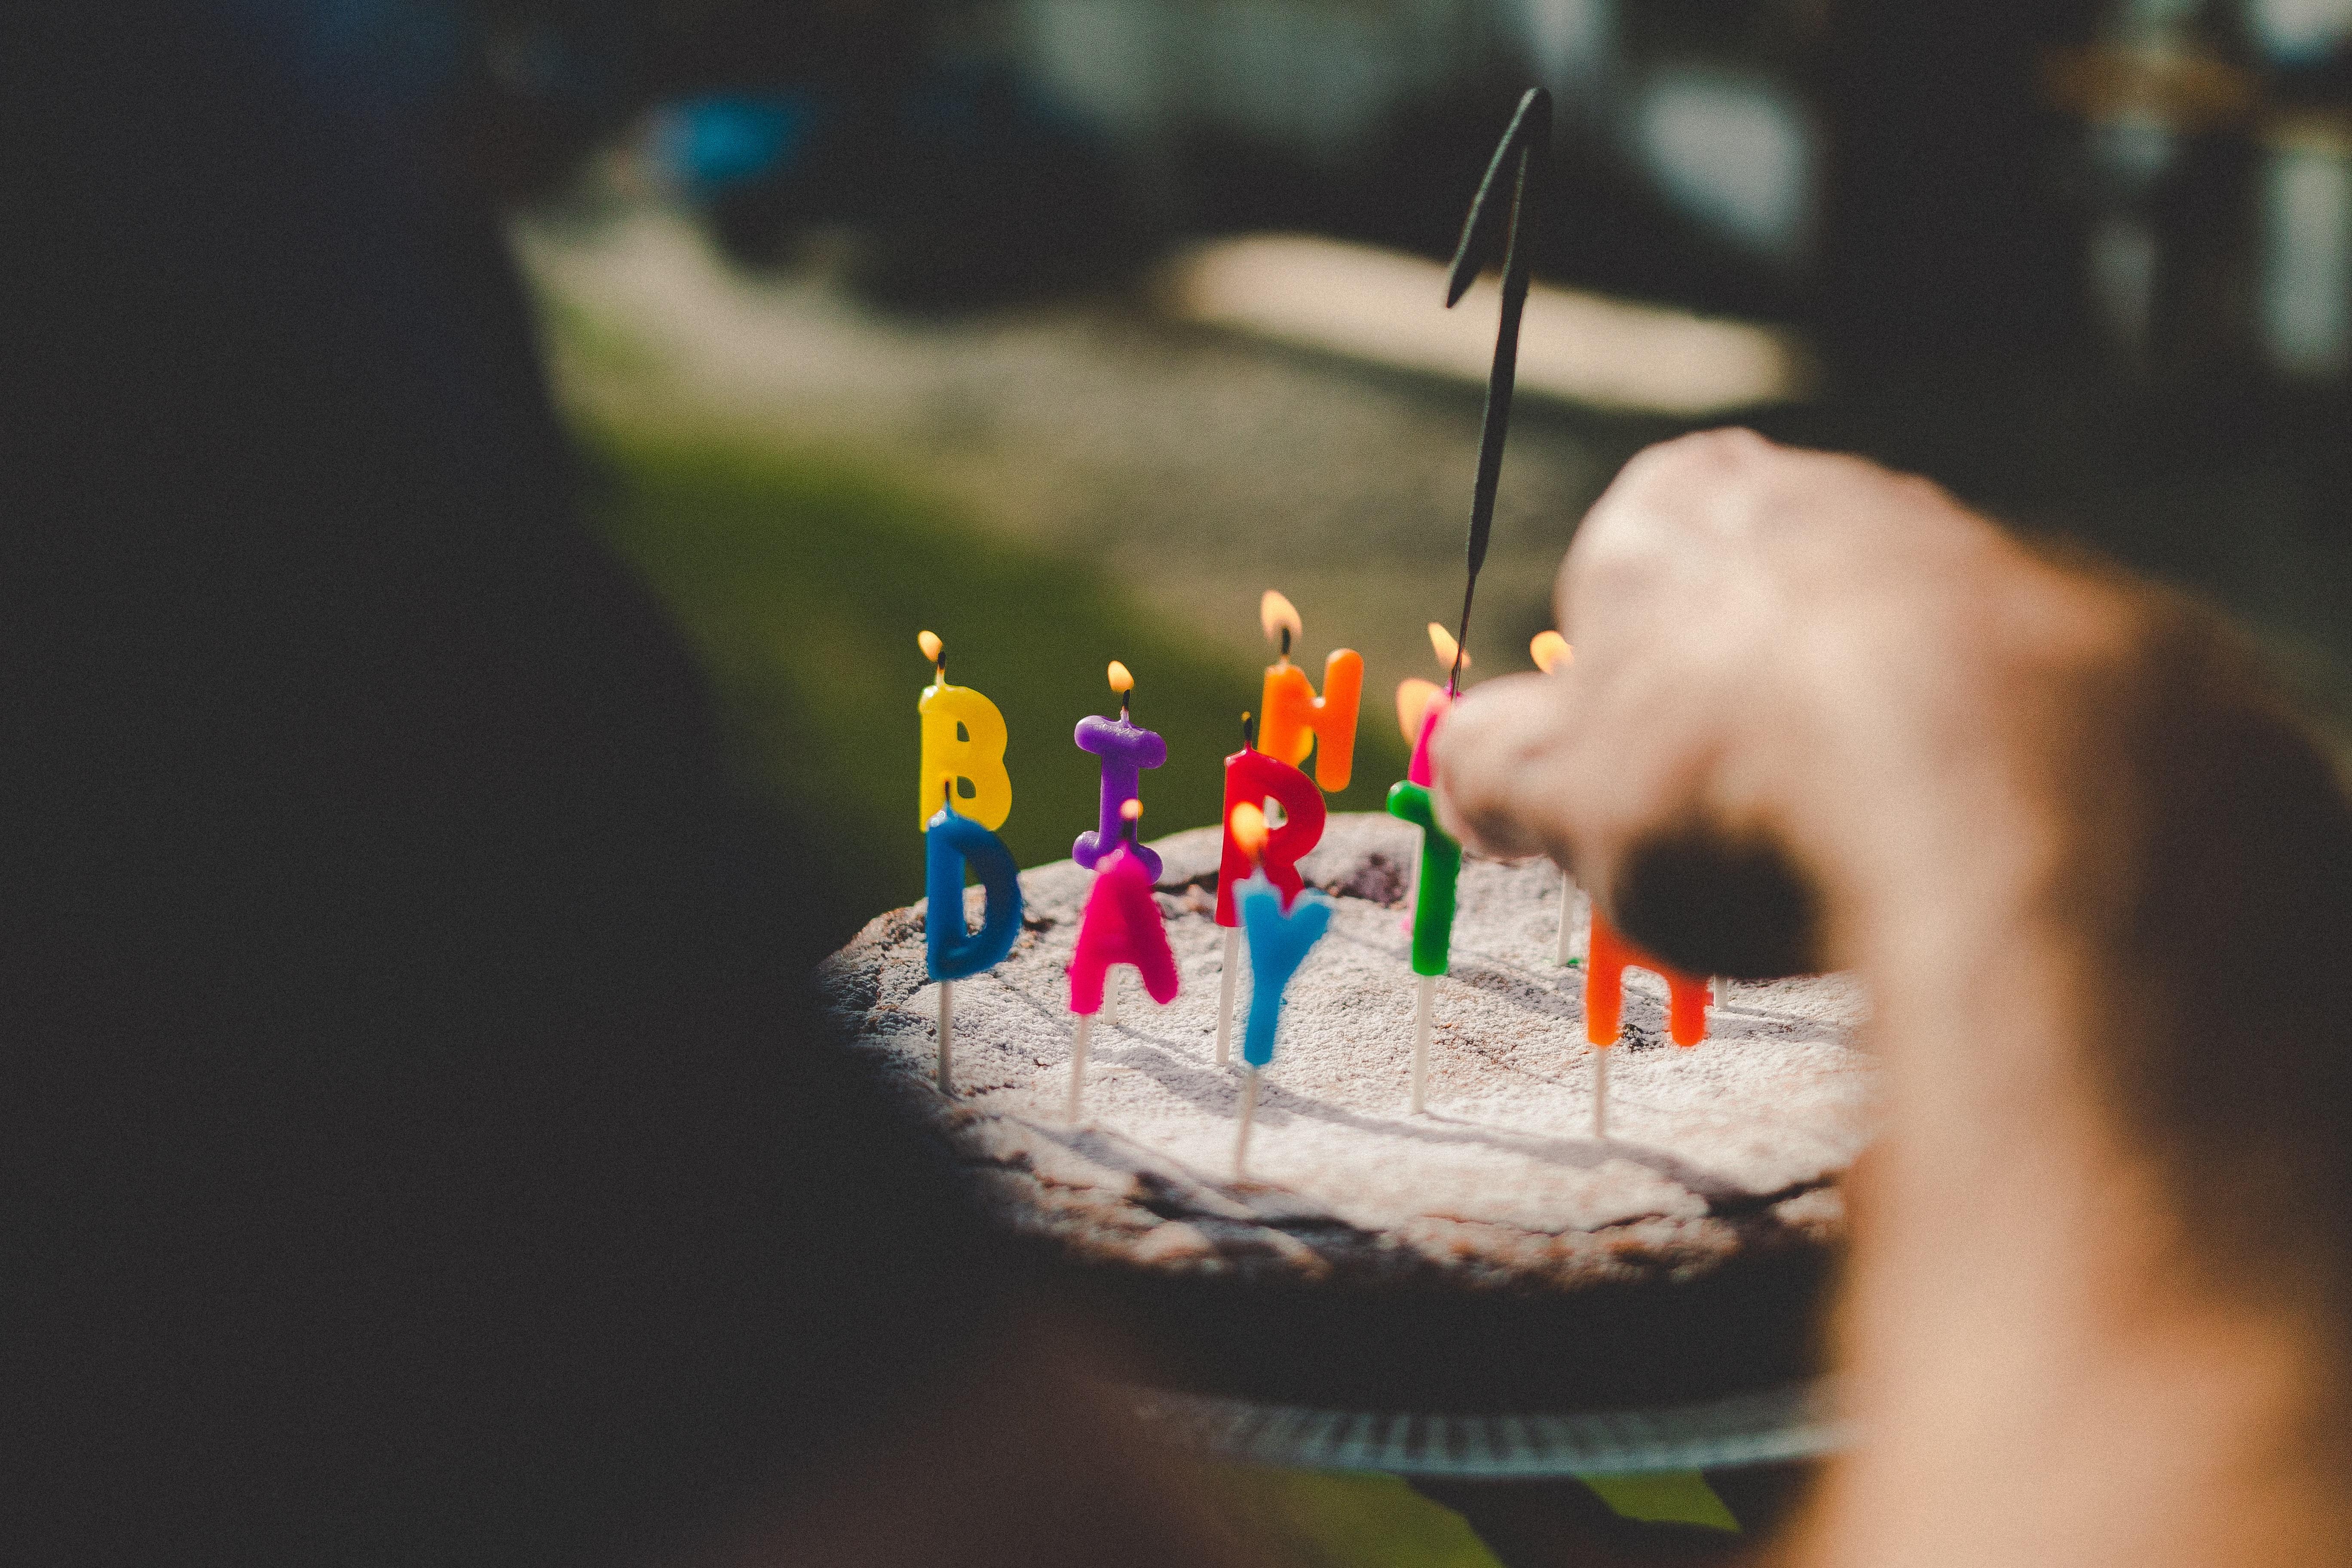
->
1064, 840, 1179, 1123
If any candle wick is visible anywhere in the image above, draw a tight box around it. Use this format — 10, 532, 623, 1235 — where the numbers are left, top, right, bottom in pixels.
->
1241, 711, 1256, 752
1279, 628, 1291, 659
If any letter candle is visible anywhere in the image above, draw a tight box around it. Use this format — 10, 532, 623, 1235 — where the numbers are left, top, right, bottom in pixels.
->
1075, 660, 1163, 1026
1227, 804, 1335, 1177
919, 632, 1023, 1094
1256, 591, 1364, 791
1214, 714, 1326, 1065
1065, 799, 1180, 1124
1385, 778, 1460, 1112
917, 631, 1012, 833
1529, 630, 1576, 966
1074, 660, 1166, 879
1401, 624, 1465, 788
1393, 622, 1468, 916
1584, 909, 1710, 1138
1377, 626, 1477, 1108
1396, 677, 1445, 788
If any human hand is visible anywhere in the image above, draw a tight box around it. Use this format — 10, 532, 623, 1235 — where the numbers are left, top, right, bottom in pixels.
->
1432, 429, 2352, 1568
1431, 428, 2152, 979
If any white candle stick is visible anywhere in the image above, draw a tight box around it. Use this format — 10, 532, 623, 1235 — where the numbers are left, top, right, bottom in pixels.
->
1214, 928, 1240, 1065
1410, 974, 1434, 1113
1234, 1067, 1260, 1177
1066, 1012, 1093, 1124
1592, 1044, 1609, 1139
1556, 867, 1575, 966
937, 980, 954, 1094
1713, 975, 1728, 1011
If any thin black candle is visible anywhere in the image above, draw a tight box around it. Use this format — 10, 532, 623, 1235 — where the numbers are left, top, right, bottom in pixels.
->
1441, 86, 1552, 696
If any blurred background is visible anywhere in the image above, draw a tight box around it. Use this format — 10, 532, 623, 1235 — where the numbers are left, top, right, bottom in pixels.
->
80, 3, 2352, 1562
469, 0, 2352, 937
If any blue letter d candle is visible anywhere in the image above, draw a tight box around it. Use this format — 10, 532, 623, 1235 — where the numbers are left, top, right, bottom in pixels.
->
926, 805, 1023, 980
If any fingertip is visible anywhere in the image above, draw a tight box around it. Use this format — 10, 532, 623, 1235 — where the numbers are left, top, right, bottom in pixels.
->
1645, 426, 1780, 482
1430, 672, 1553, 763
1652, 430, 1805, 503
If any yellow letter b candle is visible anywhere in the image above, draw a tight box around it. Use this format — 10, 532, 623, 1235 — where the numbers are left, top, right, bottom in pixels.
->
917, 636, 1012, 832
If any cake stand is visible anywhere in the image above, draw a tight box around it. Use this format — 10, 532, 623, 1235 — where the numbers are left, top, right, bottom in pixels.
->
1118, 1376, 1846, 1479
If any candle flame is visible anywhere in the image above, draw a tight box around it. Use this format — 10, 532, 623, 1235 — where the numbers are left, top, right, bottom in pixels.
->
1260, 590, 1302, 649
1107, 660, 1134, 694
917, 630, 943, 665
1121, 796, 1143, 822
1230, 802, 1269, 859
1427, 622, 1469, 671
1396, 678, 1442, 744
1530, 630, 1571, 673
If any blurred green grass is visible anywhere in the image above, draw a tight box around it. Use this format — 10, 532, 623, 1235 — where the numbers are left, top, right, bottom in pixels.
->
580, 420, 1411, 940
1207, 1468, 1501, 1568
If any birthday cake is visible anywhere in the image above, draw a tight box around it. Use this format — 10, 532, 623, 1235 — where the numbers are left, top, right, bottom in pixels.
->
819, 812, 1873, 1412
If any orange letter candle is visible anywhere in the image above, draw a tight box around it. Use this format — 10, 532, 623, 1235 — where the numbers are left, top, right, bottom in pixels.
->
1255, 591, 1363, 791
1583, 908, 1710, 1138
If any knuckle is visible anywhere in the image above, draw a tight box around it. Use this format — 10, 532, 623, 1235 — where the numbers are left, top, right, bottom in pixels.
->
1594, 428, 1783, 534
1656, 426, 1774, 478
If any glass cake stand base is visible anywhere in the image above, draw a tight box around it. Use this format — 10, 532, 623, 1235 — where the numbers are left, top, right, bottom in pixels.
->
1118, 1378, 1848, 1479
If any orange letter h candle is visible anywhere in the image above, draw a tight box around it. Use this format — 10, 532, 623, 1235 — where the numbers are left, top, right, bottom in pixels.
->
1256, 591, 1362, 791
1584, 910, 1710, 1048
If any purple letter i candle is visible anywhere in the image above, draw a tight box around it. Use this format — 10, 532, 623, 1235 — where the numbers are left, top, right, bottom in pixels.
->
1073, 662, 1166, 879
